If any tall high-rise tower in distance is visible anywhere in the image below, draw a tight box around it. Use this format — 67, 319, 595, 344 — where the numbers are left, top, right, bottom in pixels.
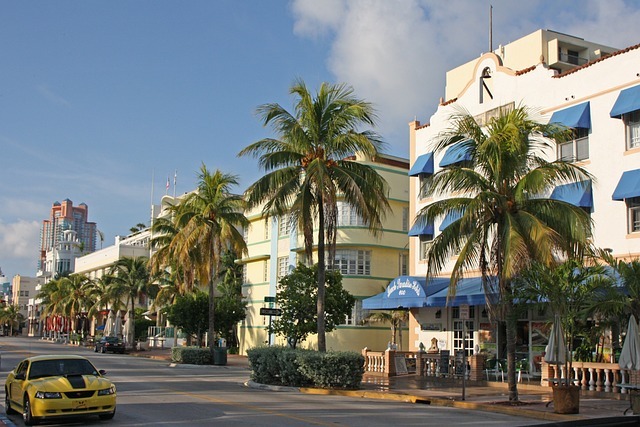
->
38, 199, 97, 275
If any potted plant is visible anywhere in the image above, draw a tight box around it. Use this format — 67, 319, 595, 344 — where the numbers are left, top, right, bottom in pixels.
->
516, 258, 614, 414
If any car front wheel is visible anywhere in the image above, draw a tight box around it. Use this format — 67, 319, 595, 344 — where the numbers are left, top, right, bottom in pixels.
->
23, 396, 38, 425
5, 388, 16, 414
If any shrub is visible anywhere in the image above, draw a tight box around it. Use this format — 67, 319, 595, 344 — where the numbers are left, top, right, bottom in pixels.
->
171, 346, 212, 365
297, 351, 364, 389
247, 347, 363, 389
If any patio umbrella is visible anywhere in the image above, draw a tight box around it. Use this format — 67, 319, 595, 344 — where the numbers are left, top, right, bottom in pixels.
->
123, 311, 134, 347
104, 310, 114, 336
545, 315, 567, 365
114, 310, 123, 338
619, 315, 640, 370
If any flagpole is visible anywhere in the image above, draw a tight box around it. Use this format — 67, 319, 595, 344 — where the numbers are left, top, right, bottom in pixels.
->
173, 170, 177, 198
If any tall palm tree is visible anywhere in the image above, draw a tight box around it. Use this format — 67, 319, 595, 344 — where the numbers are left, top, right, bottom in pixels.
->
415, 106, 593, 401
108, 257, 154, 347
55, 274, 93, 331
170, 165, 248, 357
239, 79, 389, 351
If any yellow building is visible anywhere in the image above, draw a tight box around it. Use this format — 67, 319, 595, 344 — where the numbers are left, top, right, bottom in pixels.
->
238, 153, 410, 354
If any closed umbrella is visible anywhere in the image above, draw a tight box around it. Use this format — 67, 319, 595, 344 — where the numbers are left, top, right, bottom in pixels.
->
545, 315, 567, 366
114, 310, 122, 338
619, 315, 640, 371
123, 311, 134, 348
104, 310, 114, 337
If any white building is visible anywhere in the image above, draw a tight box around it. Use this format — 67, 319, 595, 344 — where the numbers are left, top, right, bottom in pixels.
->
365, 29, 639, 372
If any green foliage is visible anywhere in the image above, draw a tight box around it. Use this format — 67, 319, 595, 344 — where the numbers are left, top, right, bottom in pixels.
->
296, 351, 365, 389
167, 291, 209, 345
272, 264, 354, 348
171, 346, 212, 365
134, 307, 155, 340
214, 250, 248, 347
247, 346, 363, 389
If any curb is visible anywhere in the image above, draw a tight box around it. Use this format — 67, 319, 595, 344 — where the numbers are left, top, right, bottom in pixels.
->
298, 388, 582, 422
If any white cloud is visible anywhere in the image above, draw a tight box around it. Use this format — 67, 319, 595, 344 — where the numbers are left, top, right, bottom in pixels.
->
0, 219, 40, 278
290, 0, 640, 155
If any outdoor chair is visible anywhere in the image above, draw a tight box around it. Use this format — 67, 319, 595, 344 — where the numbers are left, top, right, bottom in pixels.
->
484, 358, 505, 382
517, 358, 531, 384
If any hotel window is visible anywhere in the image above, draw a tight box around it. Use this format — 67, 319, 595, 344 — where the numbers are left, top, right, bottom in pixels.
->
277, 256, 289, 278
419, 234, 433, 260
399, 253, 408, 275
242, 264, 248, 284
402, 208, 409, 232
628, 197, 640, 233
264, 218, 270, 240
344, 300, 367, 325
278, 215, 292, 237
334, 250, 371, 276
453, 320, 476, 356
337, 201, 365, 226
243, 225, 249, 242
418, 174, 429, 199
263, 260, 269, 282
558, 128, 589, 162
625, 110, 640, 150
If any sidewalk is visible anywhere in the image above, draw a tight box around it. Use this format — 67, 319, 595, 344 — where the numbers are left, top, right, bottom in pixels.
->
131, 347, 638, 424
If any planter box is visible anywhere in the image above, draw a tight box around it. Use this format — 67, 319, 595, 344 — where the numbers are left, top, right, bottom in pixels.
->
552, 384, 580, 414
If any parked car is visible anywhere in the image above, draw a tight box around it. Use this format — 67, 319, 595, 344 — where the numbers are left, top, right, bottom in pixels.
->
5, 354, 116, 425
94, 337, 126, 354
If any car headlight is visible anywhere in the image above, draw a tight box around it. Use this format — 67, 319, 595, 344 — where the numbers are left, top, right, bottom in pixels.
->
35, 391, 62, 399
98, 386, 116, 396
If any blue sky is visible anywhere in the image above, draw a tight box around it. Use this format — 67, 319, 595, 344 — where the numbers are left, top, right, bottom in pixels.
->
2, 0, 640, 280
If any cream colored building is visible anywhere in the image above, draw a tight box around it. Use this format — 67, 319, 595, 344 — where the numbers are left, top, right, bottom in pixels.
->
373, 29, 640, 371
12, 275, 42, 335
238, 153, 410, 354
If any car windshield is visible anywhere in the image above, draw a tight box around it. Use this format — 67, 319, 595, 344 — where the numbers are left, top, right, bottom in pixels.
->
28, 359, 99, 380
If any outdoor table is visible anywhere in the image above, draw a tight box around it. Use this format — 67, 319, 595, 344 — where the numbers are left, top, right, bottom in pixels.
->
618, 384, 640, 415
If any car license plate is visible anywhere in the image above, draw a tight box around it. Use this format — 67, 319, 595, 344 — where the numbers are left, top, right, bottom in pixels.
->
74, 400, 87, 409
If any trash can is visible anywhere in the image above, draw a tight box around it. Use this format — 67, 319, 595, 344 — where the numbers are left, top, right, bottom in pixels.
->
213, 347, 227, 365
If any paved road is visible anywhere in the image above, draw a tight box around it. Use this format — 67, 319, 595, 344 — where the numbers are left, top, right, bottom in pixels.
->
0, 337, 548, 426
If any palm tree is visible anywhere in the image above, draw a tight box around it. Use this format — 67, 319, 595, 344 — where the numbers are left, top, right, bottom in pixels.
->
108, 257, 154, 347
168, 165, 248, 357
0, 305, 25, 336
55, 274, 93, 332
239, 79, 389, 351
415, 106, 593, 401
364, 310, 409, 350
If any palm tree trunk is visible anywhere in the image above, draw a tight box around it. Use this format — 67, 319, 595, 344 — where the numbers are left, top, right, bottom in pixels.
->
317, 203, 327, 352
505, 296, 519, 401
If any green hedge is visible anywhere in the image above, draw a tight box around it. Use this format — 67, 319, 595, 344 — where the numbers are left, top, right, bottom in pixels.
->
171, 346, 212, 365
247, 346, 364, 389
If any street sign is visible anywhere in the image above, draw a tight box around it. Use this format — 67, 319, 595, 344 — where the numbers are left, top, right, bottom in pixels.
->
260, 307, 282, 316
264, 296, 276, 303
459, 304, 470, 320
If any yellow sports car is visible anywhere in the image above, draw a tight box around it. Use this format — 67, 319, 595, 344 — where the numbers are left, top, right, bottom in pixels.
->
5, 355, 116, 425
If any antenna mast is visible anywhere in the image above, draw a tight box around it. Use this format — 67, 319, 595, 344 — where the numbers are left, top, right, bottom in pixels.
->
489, 5, 493, 52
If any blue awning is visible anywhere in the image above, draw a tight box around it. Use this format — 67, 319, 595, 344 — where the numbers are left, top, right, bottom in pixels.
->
549, 101, 591, 129
362, 276, 450, 310
439, 141, 472, 167
610, 85, 640, 118
550, 181, 593, 208
613, 169, 640, 200
425, 277, 498, 307
439, 210, 463, 231
409, 152, 434, 176
408, 221, 434, 236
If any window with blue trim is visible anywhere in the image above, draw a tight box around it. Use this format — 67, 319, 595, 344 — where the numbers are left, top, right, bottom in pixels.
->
626, 110, 640, 150
629, 197, 640, 233
419, 234, 433, 260
558, 128, 589, 162
418, 174, 430, 199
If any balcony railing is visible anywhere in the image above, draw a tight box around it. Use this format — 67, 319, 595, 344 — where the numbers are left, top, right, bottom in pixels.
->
558, 52, 588, 66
